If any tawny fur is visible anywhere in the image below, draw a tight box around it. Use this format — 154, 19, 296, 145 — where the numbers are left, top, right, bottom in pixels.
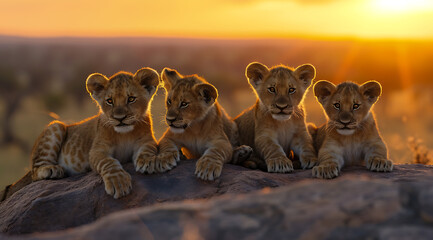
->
234, 62, 318, 173
156, 68, 251, 181
311, 80, 393, 179
31, 68, 160, 199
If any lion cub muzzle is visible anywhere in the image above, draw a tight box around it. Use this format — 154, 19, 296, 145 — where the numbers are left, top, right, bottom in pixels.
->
270, 97, 293, 121
112, 107, 135, 133
335, 111, 357, 135
271, 104, 293, 121
166, 115, 188, 134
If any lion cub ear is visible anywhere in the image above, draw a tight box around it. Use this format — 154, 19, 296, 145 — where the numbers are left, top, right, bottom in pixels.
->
86, 73, 109, 102
161, 68, 183, 90
245, 62, 269, 90
134, 67, 159, 96
294, 64, 316, 88
194, 83, 218, 105
360, 81, 382, 104
314, 80, 336, 105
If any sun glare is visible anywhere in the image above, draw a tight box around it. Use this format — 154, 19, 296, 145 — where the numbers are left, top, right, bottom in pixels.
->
374, 0, 433, 12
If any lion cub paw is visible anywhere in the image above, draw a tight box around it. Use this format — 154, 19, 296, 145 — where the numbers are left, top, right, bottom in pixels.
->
32, 165, 65, 180
312, 161, 339, 179
367, 157, 393, 172
103, 169, 132, 199
156, 150, 179, 173
266, 156, 293, 173
300, 151, 318, 169
195, 157, 223, 181
232, 145, 253, 165
135, 153, 157, 174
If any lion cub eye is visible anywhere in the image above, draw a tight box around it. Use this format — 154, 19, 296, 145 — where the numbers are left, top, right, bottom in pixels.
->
333, 103, 340, 110
353, 103, 360, 110
268, 87, 276, 93
127, 96, 136, 103
106, 98, 113, 106
167, 99, 172, 105
288, 88, 296, 94
180, 102, 189, 108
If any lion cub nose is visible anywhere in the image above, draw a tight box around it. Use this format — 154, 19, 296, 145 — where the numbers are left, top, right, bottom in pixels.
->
339, 112, 352, 124
166, 116, 176, 123
340, 119, 351, 124
113, 114, 126, 122
113, 107, 127, 122
276, 103, 288, 110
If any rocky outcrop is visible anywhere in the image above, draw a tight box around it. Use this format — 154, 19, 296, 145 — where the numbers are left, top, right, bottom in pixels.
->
0, 162, 432, 239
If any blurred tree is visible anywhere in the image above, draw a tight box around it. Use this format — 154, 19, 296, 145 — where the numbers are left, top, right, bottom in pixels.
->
41, 91, 67, 113
0, 61, 52, 152
0, 67, 29, 150
66, 62, 100, 107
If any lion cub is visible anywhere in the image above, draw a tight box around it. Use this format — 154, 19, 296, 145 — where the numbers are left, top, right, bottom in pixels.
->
31, 68, 160, 198
234, 62, 318, 173
155, 68, 250, 181
311, 80, 393, 179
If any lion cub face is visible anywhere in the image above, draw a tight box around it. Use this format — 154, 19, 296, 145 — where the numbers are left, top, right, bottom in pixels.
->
161, 68, 218, 134
86, 68, 159, 133
246, 62, 316, 121
314, 81, 382, 135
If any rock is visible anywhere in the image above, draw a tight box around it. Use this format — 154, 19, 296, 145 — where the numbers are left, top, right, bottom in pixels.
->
0, 162, 432, 239
0, 172, 32, 202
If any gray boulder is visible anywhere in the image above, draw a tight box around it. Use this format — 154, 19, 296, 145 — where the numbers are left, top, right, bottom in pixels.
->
0, 162, 432, 239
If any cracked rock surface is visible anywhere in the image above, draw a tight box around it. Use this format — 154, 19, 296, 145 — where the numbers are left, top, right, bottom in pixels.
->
0, 162, 432, 239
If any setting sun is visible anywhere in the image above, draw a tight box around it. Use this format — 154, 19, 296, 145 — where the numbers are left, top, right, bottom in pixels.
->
374, 0, 433, 12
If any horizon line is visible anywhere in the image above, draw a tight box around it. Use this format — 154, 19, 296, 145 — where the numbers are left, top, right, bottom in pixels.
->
1, 33, 433, 43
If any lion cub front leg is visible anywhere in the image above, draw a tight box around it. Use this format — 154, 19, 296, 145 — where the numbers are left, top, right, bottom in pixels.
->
31, 121, 66, 180
291, 130, 318, 169
312, 142, 343, 179
255, 134, 293, 173
98, 158, 131, 199
156, 136, 180, 173
133, 139, 158, 174
364, 139, 393, 172
195, 140, 232, 181
90, 140, 131, 199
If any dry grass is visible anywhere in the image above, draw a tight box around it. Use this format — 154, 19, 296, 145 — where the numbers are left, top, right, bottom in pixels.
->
0, 145, 29, 190
408, 137, 432, 165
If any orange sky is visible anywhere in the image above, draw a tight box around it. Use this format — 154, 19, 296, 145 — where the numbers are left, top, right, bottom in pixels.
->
1, 0, 433, 39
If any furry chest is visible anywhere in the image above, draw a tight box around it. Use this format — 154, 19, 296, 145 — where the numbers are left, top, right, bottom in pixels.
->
277, 126, 295, 154
112, 140, 136, 163
182, 139, 207, 159
342, 141, 365, 165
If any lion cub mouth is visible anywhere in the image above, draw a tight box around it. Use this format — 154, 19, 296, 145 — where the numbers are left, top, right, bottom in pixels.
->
114, 124, 134, 134
169, 123, 188, 134
336, 127, 356, 136
272, 113, 292, 121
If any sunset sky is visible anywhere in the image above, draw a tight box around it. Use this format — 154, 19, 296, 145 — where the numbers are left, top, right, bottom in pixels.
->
1, 0, 433, 39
